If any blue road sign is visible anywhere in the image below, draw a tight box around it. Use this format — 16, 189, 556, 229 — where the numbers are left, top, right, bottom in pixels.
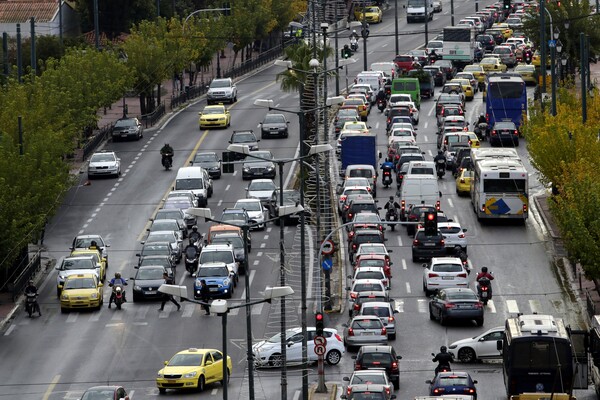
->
548, 39, 556, 48
322, 258, 333, 272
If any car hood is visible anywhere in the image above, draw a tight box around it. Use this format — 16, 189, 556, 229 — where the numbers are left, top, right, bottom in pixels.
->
244, 209, 263, 219
243, 161, 274, 168
160, 365, 199, 375
449, 336, 477, 349
134, 278, 165, 287
62, 288, 99, 298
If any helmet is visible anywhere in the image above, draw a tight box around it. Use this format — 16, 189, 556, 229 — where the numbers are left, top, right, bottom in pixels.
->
90, 240, 97, 247
353, 29, 357, 34
28, 279, 34, 285
192, 226, 198, 232
440, 346, 447, 353
115, 272, 121, 279
481, 266, 488, 273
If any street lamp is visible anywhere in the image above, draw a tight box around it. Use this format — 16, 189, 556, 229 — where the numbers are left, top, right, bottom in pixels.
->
226, 142, 331, 400
158, 284, 294, 400
185, 206, 301, 400
551, 28, 561, 116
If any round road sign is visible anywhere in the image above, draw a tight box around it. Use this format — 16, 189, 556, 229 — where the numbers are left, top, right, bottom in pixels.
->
313, 335, 327, 346
314, 344, 326, 356
321, 240, 335, 255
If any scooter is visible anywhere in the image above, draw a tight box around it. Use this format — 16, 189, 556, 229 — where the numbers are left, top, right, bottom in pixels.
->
477, 277, 492, 305
382, 168, 393, 188
162, 153, 173, 171
474, 122, 488, 141
386, 208, 398, 231
350, 38, 359, 52
377, 99, 386, 113
25, 292, 41, 318
455, 247, 470, 274
436, 160, 446, 179
112, 284, 126, 310
184, 245, 199, 275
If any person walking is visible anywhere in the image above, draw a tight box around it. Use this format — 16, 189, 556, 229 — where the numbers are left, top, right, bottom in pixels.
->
159, 272, 181, 311
199, 279, 211, 315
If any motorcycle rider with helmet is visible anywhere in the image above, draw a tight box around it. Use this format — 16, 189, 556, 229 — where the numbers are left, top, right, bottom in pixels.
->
432, 346, 453, 375
160, 143, 174, 168
188, 225, 201, 245
476, 266, 494, 297
376, 88, 387, 111
108, 272, 128, 308
24, 279, 41, 317
384, 196, 401, 213
434, 150, 446, 174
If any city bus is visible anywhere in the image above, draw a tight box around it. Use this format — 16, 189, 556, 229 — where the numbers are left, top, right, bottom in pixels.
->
470, 157, 528, 220
470, 147, 520, 165
485, 74, 527, 130
501, 314, 587, 396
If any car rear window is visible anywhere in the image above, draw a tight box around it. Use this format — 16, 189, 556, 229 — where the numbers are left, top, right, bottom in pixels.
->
349, 169, 374, 179
432, 263, 463, 272
351, 319, 382, 329
354, 283, 383, 292
410, 167, 434, 175
438, 377, 469, 386
447, 292, 478, 301
362, 306, 391, 317
361, 352, 393, 365
439, 226, 461, 234
359, 259, 385, 268
356, 271, 384, 280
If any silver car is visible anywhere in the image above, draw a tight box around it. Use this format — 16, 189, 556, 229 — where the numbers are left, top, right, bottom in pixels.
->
87, 151, 121, 178
358, 301, 398, 340
143, 231, 182, 263
246, 179, 277, 204
492, 45, 517, 68
343, 315, 388, 351
233, 198, 267, 230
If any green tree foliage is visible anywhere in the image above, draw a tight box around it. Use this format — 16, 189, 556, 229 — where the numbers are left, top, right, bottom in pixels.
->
0, 48, 132, 272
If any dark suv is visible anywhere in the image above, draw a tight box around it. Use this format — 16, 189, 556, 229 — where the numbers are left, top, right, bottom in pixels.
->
490, 120, 520, 147
349, 229, 385, 261
344, 198, 380, 223
412, 228, 446, 262
403, 204, 438, 235
476, 34, 496, 52
352, 345, 402, 388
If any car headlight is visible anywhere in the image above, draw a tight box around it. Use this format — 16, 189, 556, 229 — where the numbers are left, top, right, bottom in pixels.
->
90, 293, 98, 299
157, 371, 164, 378
448, 344, 457, 349
61, 294, 69, 300
134, 285, 142, 291
223, 278, 230, 286
265, 166, 274, 171
183, 371, 198, 378
243, 167, 250, 172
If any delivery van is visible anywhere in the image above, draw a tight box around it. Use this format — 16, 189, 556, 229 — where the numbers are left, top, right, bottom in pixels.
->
174, 167, 212, 207
391, 77, 421, 109
397, 174, 441, 218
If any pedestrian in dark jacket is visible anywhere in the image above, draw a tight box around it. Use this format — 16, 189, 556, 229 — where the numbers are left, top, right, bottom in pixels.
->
200, 279, 211, 315
159, 272, 181, 311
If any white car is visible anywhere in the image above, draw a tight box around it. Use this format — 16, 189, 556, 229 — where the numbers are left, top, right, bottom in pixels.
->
338, 186, 370, 213
448, 326, 504, 363
438, 221, 468, 252
348, 279, 388, 303
388, 122, 417, 136
252, 327, 345, 367
349, 266, 389, 290
233, 198, 267, 229
388, 129, 416, 146
344, 370, 394, 395
246, 178, 277, 203
422, 257, 469, 295
87, 151, 121, 178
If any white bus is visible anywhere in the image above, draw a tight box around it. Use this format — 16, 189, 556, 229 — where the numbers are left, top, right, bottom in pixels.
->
470, 158, 528, 220
469, 148, 520, 165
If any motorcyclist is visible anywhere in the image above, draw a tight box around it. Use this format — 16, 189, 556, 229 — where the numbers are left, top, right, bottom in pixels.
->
524, 46, 533, 62
429, 49, 438, 63
384, 196, 401, 212
477, 113, 486, 125
376, 87, 387, 105
24, 279, 41, 316
476, 266, 494, 297
184, 238, 200, 259
160, 143, 174, 166
434, 150, 446, 171
515, 46, 523, 62
188, 225, 201, 245
432, 346, 453, 375
108, 272, 128, 308
350, 30, 359, 41
380, 159, 395, 173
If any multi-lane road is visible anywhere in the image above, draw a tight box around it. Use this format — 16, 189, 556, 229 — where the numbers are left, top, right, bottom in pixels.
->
0, 0, 595, 398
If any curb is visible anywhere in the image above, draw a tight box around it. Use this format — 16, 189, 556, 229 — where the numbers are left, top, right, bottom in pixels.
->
532, 194, 560, 239
308, 383, 338, 400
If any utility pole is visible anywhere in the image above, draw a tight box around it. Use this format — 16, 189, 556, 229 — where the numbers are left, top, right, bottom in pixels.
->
93, 0, 100, 50
30, 17, 36, 76
16, 24, 22, 83
540, 0, 547, 99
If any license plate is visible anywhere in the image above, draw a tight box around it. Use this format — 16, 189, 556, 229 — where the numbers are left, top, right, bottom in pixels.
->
167, 380, 176, 384
146, 290, 156, 294
121, 134, 127, 137
361, 332, 375, 336
210, 288, 219, 292
441, 276, 454, 280
481, 292, 488, 298
423, 243, 435, 247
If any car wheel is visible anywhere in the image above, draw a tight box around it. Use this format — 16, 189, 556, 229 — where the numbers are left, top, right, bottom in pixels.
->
197, 375, 205, 392
325, 349, 342, 365
228, 286, 234, 298
476, 317, 484, 326
158, 388, 166, 394
269, 353, 284, 367
389, 332, 396, 340
61, 307, 67, 314
133, 293, 140, 303
458, 347, 477, 363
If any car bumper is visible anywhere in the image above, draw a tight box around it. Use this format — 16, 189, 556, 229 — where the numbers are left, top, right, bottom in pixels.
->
88, 169, 118, 176
133, 287, 163, 299
157, 377, 198, 390
425, 280, 469, 291
345, 336, 388, 347
112, 131, 139, 140
61, 298, 101, 309
261, 129, 287, 137
194, 286, 233, 299
413, 247, 447, 259
199, 120, 228, 128
242, 170, 276, 179
443, 308, 484, 320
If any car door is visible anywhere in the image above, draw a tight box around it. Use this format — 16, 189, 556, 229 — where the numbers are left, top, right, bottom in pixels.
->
203, 352, 218, 383
210, 350, 225, 381
431, 290, 445, 317
285, 331, 305, 363
475, 330, 504, 358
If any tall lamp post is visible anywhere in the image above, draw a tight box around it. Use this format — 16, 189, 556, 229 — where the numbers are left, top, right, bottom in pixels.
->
550, 28, 561, 116
157, 284, 294, 400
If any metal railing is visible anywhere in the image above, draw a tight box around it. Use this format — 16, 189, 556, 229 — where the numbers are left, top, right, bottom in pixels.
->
141, 102, 166, 128
171, 83, 208, 109
10, 250, 42, 302
82, 122, 114, 160
223, 45, 284, 79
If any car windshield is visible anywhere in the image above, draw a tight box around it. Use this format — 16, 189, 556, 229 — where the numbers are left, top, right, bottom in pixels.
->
281, 191, 300, 203
263, 114, 286, 124
151, 221, 178, 231
235, 201, 261, 211
222, 212, 246, 221
157, 210, 182, 220
176, 178, 203, 190
354, 214, 379, 222
428, 41, 442, 48
140, 257, 170, 268
359, 259, 385, 268
349, 169, 373, 179
354, 283, 383, 292
163, 200, 192, 210
432, 263, 463, 272
81, 389, 118, 400
204, 107, 224, 114
356, 271, 384, 280
246, 152, 273, 162
64, 277, 96, 290
61, 258, 95, 270
358, 245, 385, 254
169, 353, 204, 366
198, 266, 230, 277
346, 178, 370, 187
91, 153, 115, 162
74, 237, 104, 248
200, 251, 233, 264
115, 119, 136, 127
362, 306, 391, 317
137, 268, 165, 280
249, 181, 276, 191
194, 153, 217, 163
210, 80, 230, 88
447, 291, 478, 301
233, 133, 256, 143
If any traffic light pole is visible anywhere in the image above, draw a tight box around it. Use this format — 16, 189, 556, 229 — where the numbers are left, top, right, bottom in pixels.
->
315, 311, 327, 393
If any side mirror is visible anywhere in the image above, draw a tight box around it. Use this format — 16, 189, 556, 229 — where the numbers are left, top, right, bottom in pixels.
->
129, 276, 135, 280
343, 376, 350, 382
345, 286, 351, 291
205, 360, 213, 365
389, 262, 393, 265
388, 249, 393, 253
55, 265, 60, 270
463, 228, 468, 232
425, 380, 433, 384
347, 274, 352, 279
134, 266, 139, 269
473, 380, 478, 384
422, 263, 428, 268
136, 253, 141, 257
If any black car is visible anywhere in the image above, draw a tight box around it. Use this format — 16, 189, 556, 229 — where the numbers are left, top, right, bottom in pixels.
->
220, 208, 250, 226
242, 150, 276, 180
353, 345, 402, 389
344, 198, 380, 223
191, 151, 222, 179
435, 94, 463, 117
434, 59, 456, 80
151, 212, 187, 240
111, 117, 143, 141
138, 254, 175, 272
423, 65, 446, 86
485, 28, 505, 45
403, 204, 436, 228
349, 229, 385, 261
386, 106, 416, 126
229, 130, 260, 160
131, 266, 169, 302
490, 120, 520, 147
475, 34, 496, 52
266, 189, 305, 225
426, 371, 478, 399
136, 242, 175, 266
412, 228, 446, 262
429, 288, 484, 327
259, 113, 289, 138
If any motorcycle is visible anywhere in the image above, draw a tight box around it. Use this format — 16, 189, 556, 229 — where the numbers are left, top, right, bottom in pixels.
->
25, 292, 41, 318
350, 38, 359, 52
477, 277, 492, 305
455, 247, 470, 274
112, 284, 126, 310
436, 159, 446, 179
524, 51, 533, 64
431, 353, 452, 376
382, 168, 393, 188
162, 153, 173, 171
386, 207, 398, 231
474, 122, 488, 141
184, 245, 199, 275
377, 99, 386, 113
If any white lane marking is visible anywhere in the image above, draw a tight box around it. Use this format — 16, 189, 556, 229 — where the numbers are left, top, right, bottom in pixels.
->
233, 171, 238, 176
132, 322, 148, 326
182, 304, 195, 318
382, 43, 388, 47
423, 136, 428, 142
89, 309, 102, 322
252, 303, 264, 315
447, 198, 454, 208
487, 300, 497, 313
253, 260, 259, 266
405, 282, 411, 293
263, 235, 269, 240
106, 323, 124, 327
428, 106, 435, 117
506, 299, 520, 314
368, 51, 374, 55
428, 149, 433, 157
212, 389, 218, 395
95, 208, 101, 213
402, 259, 407, 270
225, 184, 231, 191
66, 313, 78, 323
218, 200, 223, 207
4, 325, 15, 336
397, 236, 403, 247
394, 299, 404, 312
376, 122, 380, 129
529, 299, 541, 314
267, 227, 273, 233
417, 299, 428, 313
260, 243, 266, 248
257, 251, 263, 257
424, 121, 428, 129
111, 312, 122, 321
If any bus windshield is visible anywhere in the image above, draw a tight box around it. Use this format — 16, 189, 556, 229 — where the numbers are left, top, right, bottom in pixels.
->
511, 340, 571, 369
483, 178, 526, 193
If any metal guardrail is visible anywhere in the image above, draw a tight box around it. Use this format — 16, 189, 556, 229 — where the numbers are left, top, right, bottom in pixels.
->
82, 123, 114, 160
171, 83, 208, 109
11, 250, 42, 302
223, 45, 284, 79
141, 102, 166, 128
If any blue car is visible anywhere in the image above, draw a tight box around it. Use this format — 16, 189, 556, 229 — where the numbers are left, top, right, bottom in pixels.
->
194, 262, 234, 299
426, 371, 478, 399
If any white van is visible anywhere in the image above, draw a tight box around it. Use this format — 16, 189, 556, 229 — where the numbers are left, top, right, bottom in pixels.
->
174, 166, 212, 207
355, 72, 384, 92
407, 0, 434, 22
406, 161, 435, 177
397, 174, 441, 218
345, 164, 378, 197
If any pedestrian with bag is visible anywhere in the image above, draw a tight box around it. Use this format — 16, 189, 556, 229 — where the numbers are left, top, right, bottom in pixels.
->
199, 279, 211, 315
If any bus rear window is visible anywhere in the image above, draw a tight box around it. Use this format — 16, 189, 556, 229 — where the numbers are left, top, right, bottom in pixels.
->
483, 178, 526, 193
512, 341, 570, 369
489, 82, 524, 99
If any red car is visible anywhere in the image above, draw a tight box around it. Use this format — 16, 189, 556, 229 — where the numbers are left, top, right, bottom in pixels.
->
354, 253, 392, 279
394, 54, 419, 72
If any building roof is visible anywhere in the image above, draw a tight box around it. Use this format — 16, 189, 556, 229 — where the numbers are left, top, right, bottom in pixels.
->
0, 0, 61, 24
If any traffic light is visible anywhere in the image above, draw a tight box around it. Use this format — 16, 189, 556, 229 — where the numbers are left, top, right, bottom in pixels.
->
503, 0, 511, 9
424, 211, 438, 236
315, 312, 325, 336
341, 46, 352, 59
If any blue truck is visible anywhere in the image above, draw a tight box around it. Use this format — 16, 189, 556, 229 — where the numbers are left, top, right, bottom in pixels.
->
339, 130, 379, 177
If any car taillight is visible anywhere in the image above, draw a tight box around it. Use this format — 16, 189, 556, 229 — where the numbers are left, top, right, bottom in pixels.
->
349, 231, 355, 239
388, 316, 395, 322
350, 292, 357, 299
382, 279, 388, 286
433, 388, 446, 394
428, 273, 439, 278
335, 333, 342, 341
366, 187, 371, 192
474, 302, 484, 309
387, 118, 390, 124
466, 388, 476, 394
354, 303, 360, 310
491, 130, 497, 136
458, 233, 465, 238
401, 200, 405, 211
348, 327, 355, 336
348, 213, 353, 219
458, 273, 467, 278
440, 239, 445, 246
413, 239, 419, 245
444, 303, 456, 309
340, 195, 347, 202
514, 129, 519, 135
391, 361, 399, 371
523, 204, 528, 213
352, 244, 357, 250
381, 327, 387, 335
354, 362, 361, 370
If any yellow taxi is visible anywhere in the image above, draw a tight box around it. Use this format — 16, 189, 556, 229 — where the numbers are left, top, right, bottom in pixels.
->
450, 78, 475, 101
514, 64, 537, 85
342, 98, 369, 121
198, 104, 231, 129
157, 348, 233, 394
455, 168, 473, 196
479, 57, 507, 73
60, 273, 104, 312
342, 121, 370, 134
464, 131, 481, 147
492, 23, 513, 39
462, 64, 487, 84
354, 6, 383, 23
532, 50, 552, 67
70, 249, 106, 282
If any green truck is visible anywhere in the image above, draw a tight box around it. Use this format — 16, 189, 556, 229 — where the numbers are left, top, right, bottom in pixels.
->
391, 77, 421, 109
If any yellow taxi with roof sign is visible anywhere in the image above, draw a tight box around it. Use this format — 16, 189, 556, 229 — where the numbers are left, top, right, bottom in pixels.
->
354, 6, 383, 23
342, 121, 370, 134
450, 78, 475, 101
479, 57, 507, 73
463, 65, 487, 84
514, 64, 537, 85
342, 97, 369, 121
60, 273, 104, 312
492, 22, 513, 38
